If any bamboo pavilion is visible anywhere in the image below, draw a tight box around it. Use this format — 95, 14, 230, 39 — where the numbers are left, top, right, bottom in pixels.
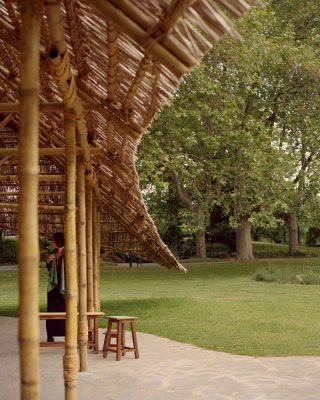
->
0, 1, 257, 399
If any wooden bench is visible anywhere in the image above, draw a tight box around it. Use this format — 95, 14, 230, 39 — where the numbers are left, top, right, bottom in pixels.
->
39, 311, 105, 353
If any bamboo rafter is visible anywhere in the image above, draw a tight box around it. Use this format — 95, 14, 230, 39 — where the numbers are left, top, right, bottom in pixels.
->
106, 20, 118, 105
3, 0, 20, 32
64, 0, 89, 78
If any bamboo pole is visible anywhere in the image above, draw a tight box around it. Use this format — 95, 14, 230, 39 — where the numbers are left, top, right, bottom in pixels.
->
76, 84, 142, 140
0, 43, 142, 143
86, 0, 190, 77
106, 21, 118, 104
0, 101, 64, 113
0, 147, 103, 156
0, 203, 64, 210
92, 193, 98, 312
64, 117, 78, 400
0, 113, 12, 129
105, 0, 198, 68
86, 185, 94, 320
0, 155, 12, 169
44, 0, 92, 174
18, 2, 41, 400
0, 174, 64, 182
77, 162, 88, 371
97, 208, 101, 311
0, 191, 64, 195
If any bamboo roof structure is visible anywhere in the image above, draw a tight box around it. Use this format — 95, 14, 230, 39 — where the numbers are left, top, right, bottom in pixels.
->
0, 0, 257, 272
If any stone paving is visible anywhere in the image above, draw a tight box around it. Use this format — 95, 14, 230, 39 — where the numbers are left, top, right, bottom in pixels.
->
1, 316, 320, 400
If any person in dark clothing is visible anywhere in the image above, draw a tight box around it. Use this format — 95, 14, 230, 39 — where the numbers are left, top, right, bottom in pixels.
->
46, 232, 66, 342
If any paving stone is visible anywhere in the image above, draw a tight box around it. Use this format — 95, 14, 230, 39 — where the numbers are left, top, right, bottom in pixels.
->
1, 317, 320, 400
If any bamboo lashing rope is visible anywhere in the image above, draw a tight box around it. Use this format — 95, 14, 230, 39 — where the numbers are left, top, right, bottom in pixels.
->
144, 61, 161, 128
122, 53, 153, 114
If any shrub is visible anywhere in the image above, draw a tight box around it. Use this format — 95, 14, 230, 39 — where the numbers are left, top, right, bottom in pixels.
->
178, 241, 196, 259
206, 242, 230, 258
40, 237, 52, 262
305, 227, 320, 247
0, 238, 18, 264
206, 224, 236, 252
254, 263, 320, 285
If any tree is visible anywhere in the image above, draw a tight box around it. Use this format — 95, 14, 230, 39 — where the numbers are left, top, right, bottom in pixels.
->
138, 2, 320, 260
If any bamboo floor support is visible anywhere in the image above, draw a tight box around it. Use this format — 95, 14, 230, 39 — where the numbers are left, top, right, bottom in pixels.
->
18, 2, 41, 399
64, 117, 78, 400
77, 162, 88, 372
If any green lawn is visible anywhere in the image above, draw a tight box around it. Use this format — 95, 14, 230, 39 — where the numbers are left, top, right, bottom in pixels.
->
252, 241, 320, 257
1, 259, 320, 356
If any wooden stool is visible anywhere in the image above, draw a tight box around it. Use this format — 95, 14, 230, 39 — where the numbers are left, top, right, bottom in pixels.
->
102, 316, 139, 361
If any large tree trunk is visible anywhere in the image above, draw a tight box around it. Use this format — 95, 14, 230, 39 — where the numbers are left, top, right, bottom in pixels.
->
236, 217, 254, 261
195, 208, 206, 258
286, 212, 299, 254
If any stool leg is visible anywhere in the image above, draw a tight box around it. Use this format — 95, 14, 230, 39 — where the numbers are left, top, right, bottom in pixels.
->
130, 320, 139, 359
103, 320, 112, 358
93, 316, 99, 354
116, 321, 122, 361
122, 322, 126, 356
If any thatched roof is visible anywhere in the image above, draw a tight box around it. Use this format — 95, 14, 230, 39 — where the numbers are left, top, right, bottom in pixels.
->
0, 0, 257, 271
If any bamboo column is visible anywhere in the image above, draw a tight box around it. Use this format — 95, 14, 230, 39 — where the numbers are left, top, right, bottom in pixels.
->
18, 2, 41, 400
92, 193, 98, 312
77, 162, 88, 371
97, 208, 101, 311
86, 185, 94, 329
64, 117, 78, 400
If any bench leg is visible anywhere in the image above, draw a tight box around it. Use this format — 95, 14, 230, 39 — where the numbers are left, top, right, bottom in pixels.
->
122, 322, 126, 356
116, 321, 122, 361
103, 320, 112, 358
131, 320, 139, 359
93, 316, 99, 354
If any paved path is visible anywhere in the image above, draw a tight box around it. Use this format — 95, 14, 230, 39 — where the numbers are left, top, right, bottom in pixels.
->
1, 316, 320, 400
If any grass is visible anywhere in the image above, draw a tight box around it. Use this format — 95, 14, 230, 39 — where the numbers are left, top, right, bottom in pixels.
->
1, 259, 320, 357
255, 262, 320, 285
252, 241, 320, 257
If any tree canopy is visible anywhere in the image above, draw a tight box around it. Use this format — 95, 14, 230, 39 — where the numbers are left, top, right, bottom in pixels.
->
138, 1, 320, 259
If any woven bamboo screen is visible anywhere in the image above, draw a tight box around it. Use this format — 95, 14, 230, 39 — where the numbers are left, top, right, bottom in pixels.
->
0, 0, 257, 271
